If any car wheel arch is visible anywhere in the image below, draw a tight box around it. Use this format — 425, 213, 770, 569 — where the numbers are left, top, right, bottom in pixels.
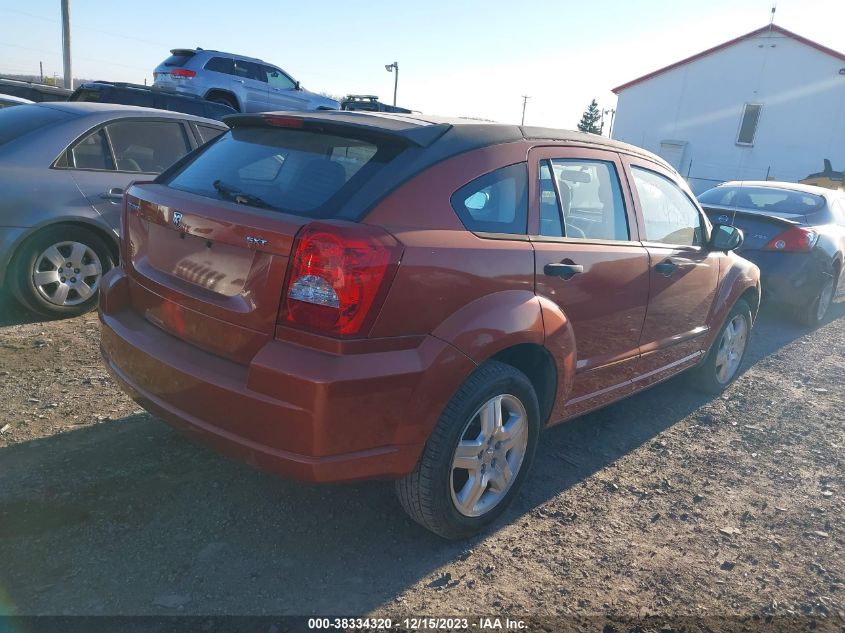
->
204, 90, 240, 111
488, 343, 557, 425
740, 285, 761, 321
3, 219, 119, 286
428, 290, 576, 426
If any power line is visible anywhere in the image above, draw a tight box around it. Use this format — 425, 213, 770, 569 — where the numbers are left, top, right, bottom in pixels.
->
2, 7, 172, 48
0, 42, 149, 72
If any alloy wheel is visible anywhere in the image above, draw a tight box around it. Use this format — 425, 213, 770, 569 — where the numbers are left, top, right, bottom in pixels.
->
32, 241, 103, 307
714, 314, 748, 385
450, 394, 529, 518
816, 277, 835, 322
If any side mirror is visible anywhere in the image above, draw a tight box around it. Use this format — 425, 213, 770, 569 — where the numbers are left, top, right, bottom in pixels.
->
295, 81, 301, 91
710, 224, 744, 252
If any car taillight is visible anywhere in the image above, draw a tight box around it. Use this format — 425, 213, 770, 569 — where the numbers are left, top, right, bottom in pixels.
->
280, 222, 403, 338
170, 68, 196, 78
263, 115, 304, 128
763, 226, 818, 252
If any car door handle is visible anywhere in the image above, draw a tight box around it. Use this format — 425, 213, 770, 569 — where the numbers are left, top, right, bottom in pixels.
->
99, 187, 124, 201
655, 259, 678, 276
544, 262, 584, 280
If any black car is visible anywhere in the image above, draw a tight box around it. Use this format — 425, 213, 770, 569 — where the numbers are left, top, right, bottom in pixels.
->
699, 181, 845, 326
0, 77, 71, 102
340, 94, 412, 114
69, 81, 237, 122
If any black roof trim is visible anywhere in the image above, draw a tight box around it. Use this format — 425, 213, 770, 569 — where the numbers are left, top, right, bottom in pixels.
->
224, 111, 453, 147
520, 126, 673, 167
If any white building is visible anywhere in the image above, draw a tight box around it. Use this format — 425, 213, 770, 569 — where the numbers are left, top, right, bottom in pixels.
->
611, 24, 845, 193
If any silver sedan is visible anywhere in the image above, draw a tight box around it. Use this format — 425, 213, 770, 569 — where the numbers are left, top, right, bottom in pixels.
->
0, 102, 226, 317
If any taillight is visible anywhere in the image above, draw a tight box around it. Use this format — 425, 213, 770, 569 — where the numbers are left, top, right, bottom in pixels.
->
763, 226, 818, 252
170, 68, 196, 78
263, 115, 304, 128
280, 222, 403, 337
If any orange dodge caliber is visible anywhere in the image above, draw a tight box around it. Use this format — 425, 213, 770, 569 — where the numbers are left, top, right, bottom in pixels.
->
99, 111, 760, 538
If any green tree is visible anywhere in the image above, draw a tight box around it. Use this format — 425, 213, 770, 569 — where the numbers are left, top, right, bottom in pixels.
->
577, 99, 603, 134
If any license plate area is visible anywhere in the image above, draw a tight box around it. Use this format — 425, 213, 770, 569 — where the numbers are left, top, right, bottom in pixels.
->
146, 223, 254, 298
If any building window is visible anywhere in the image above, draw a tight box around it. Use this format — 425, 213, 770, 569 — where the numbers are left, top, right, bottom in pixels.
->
736, 103, 763, 146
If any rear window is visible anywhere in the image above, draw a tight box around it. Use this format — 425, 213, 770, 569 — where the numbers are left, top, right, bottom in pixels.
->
164, 126, 404, 218
699, 186, 825, 215
0, 104, 74, 145
71, 88, 102, 102
163, 52, 194, 67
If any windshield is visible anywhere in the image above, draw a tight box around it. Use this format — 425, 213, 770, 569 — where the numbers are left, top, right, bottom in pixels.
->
699, 186, 825, 215
164, 126, 403, 218
0, 104, 74, 145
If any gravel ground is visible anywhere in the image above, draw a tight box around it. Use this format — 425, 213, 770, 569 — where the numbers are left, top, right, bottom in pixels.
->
0, 289, 843, 631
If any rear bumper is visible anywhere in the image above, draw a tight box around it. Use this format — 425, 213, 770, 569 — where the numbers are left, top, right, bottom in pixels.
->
98, 268, 474, 483
740, 249, 828, 307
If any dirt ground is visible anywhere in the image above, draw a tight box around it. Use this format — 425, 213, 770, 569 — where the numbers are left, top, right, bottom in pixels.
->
0, 288, 843, 631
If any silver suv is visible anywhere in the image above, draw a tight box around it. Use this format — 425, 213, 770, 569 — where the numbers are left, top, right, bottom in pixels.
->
152, 48, 339, 113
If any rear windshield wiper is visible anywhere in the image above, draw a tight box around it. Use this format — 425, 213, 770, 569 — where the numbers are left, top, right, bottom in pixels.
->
213, 180, 277, 210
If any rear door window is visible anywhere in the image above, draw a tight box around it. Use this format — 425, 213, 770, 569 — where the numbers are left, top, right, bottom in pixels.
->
64, 128, 114, 170
233, 60, 265, 82
451, 163, 528, 235
105, 120, 192, 173
539, 158, 629, 241
164, 126, 404, 218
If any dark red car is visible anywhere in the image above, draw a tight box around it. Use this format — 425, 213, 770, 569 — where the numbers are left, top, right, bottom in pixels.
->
99, 112, 760, 539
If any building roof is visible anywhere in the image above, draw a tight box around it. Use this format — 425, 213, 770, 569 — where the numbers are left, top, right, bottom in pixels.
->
612, 24, 845, 94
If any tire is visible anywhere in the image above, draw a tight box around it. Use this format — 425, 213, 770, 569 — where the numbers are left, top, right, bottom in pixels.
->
208, 94, 239, 112
690, 298, 752, 394
10, 225, 114, 319
395, 361, 540, 540
796, 268, 838, 328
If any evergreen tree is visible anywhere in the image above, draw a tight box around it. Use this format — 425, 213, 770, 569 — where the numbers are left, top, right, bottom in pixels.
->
577, 99, 603, 134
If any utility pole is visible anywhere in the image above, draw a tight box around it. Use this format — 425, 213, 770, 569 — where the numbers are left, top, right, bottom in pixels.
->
61, 0, 72, 89
603, 108, 616, 138
39, 61, 44, 83
520, 95, 530, 126
385, 61, 398, 106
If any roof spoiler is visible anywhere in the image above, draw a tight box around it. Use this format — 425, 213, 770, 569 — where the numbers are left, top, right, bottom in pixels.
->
223, 112, 452, 147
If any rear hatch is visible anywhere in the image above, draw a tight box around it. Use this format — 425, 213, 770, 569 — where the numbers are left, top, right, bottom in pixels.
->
153, 49, 196, 86
702, 205, 803, 252
122, 113, 446, 363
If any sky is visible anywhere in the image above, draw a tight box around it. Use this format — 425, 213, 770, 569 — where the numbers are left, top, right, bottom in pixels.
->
1, 0, 844, 131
